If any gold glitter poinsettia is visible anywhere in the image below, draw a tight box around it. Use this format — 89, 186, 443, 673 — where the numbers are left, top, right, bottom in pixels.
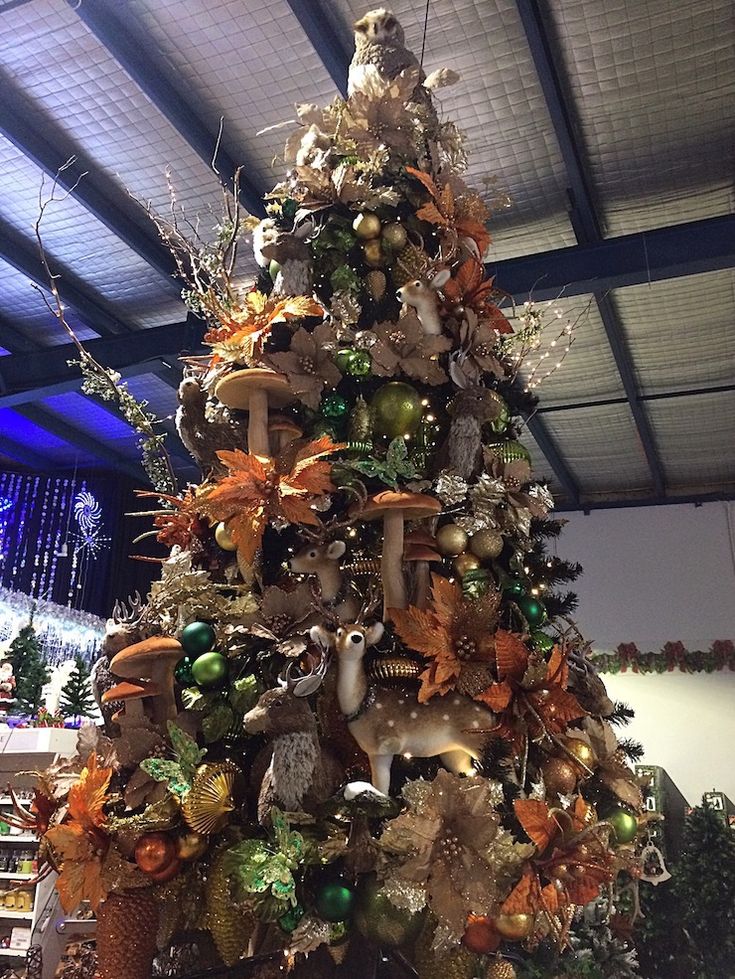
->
369, 312, 451, 385
263, 323, 342, 409
448, 308, 507, 387
389, 573, 501, 701
246, 582, 318, 658
378, 771, 532, 940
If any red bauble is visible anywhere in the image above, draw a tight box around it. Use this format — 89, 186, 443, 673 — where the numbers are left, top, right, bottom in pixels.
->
134, 832, 178, 875
148, 856, 182, 883
463, 914, 500, 954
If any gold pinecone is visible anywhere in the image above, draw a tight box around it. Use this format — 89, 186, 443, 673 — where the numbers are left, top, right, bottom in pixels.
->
206, 851, 252, 966
486, 957, 517, 979
95, 890, 159, 979
368, 657, 421, 684
456, 663, 494, 698
392, 244, 433, 287
413, 916, 479, 979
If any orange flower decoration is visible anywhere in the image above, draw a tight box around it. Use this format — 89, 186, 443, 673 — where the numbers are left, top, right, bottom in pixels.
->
390, 573, 500, 702
196, 437, 343, 564
406, 167, 491, 257
45, 753, 113, 912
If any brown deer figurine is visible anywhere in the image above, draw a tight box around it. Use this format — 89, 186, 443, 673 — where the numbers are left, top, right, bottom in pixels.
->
289, 539, 358, 618
310, 619, 495, 795
243, 658, 342, 822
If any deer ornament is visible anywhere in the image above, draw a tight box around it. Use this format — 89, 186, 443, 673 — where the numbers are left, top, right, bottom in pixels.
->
289, 538, 359, 619
310, 619, 494, 795
243, 658, 342, 823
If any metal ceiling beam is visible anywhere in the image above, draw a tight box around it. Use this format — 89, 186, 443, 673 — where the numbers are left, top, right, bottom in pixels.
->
283, 0, 350, 96
66, 0, 266, 218
0, 435, 49, 470
489, 215, 735, 299
555, 490, 735, 513
0, 315, 35, 355
0, 77, 179, 289
13, 405, 144, 481
515, 0, 665, 498
524, 414, 580, 506
0, 320, 195, 395
538, 382, 735, 413
0, 215, 131, 337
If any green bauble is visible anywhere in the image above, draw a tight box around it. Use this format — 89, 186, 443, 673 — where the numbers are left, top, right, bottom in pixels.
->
503, 580, 526, 599
315, 881, 355, 922
347, 349, 372, 377
279, 903, 305, 933
335, 348, 356, 373
181, 621, 216, 658
530, 631, 555, 653
191, 651, 229, 690
174, 657, 194, 686
516, 594, 547, 627
321, 393, 349, 419
354, 875, 423, 948
605, 806, 638, 845
372, 382, 422, 438
489, 397, 511, 434
268, 259, 281, 281
494, 439, 531, 464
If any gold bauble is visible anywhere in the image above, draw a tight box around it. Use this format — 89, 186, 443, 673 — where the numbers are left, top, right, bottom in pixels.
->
564, 738, 598, 775
469, 529, 504, 560
353, 211, 382, 239
214, 521, 237, 552
365, 269, 387, 300
354, 874, 424, 947
182, 762, 238, 835
454, 553, 481, 576
414, 917, 479, 979
381, 222, 408, 251
368, 657, 421, 684
207, 851, 251, 965
362, 239, 384, 267
541, 757, 578, 796
486, 958, 517, 979
436, 523, 469, 557
177, 831, 209, 862
96, 890, 159, 979
494, 913, 535, 941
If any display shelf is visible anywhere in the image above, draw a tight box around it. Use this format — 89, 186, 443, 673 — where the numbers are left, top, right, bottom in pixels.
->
0, 836, 36, 844
0, 911, 33, 920
0, 948, 26, 958
58, 918, 96, 935
0, 873, 34, 881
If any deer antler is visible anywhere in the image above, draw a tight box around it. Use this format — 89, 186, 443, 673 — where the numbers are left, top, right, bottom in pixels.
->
280, 655, 330, 698
112, 592, 144, 626
355, 581, 382, 624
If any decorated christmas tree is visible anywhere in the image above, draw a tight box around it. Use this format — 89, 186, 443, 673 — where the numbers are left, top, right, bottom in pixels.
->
8, 620, 50, 715
59, 655, 97, 720
32, 9, 649, 979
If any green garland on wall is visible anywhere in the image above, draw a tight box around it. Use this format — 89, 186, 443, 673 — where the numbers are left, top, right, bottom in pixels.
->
592, 640, 735, 675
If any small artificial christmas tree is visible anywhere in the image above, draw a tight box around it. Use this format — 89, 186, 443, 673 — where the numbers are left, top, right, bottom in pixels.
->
8, 621, 50, 715
59, 656, 97, 720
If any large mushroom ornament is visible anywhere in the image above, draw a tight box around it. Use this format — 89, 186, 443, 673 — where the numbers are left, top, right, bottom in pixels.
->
110, 636, 183, 728
352, 491, 441, 617
215, 368, 295, 456
102, 680, 161, 726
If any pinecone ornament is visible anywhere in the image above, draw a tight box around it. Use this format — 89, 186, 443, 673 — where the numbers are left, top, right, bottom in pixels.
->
206, 851, 252, 965
95, 890, 158, 979
485, 957, 517, 979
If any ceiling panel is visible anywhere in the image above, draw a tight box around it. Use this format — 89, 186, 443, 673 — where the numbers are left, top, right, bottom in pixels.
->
546, 0, 735, 236
517, 424, 563, 499
39, 393, 139, 458
614, 269, 735, 396
124, 373, 180, 424
648, 392, 735, 493
0, 408, 97, 467
0, 261, 97, 346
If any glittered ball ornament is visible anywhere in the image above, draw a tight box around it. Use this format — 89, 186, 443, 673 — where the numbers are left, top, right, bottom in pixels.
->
148, 856, 182, 883
321, 392, 349, 419
541, 756, 578, 796
604, 806, 639, 845
564, 738, 598, 775
414, 918, 479, 979
371, 382, 422, 438
503, 579, 526, 598
174, 656, 194, 686
454, 553, 481, 576
462, 914, 500, 954
315, 880, 356, 922
134, 832, 178, 875
469, 528, 504, 560
353, 211, 382, 240
363, 239, 384, 267
354, 874, 424, 947
485, 958, 517, 979
381, 221, 408, 251
531, 631, 555, 653
335, 348, 356, 372
436, 523, 469, 557
191, 651, 229, 690
214, 521, 237, 552
347, 348, 372, 377
515, 594, 547, 627
177, 831, 209, 862
181, 621, 216, 658
494, 913, 535, 941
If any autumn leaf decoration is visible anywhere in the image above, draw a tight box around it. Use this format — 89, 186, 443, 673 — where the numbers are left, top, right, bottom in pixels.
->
45, 753, 113, 912
442, 258, 513, 333
405, 167, 491, 258
196, 437, 344, 564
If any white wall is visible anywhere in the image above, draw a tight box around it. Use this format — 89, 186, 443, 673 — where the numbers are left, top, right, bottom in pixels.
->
554, 501, 735, 803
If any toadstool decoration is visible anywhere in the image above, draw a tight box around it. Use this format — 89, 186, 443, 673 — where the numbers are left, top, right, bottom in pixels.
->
110, 636, 183, 728
102, 680, 161, 726
352, 491, 441, 617
215, 368, 295, 457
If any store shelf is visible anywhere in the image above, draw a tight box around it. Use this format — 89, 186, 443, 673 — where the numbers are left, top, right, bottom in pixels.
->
0, 836, 36, 844
0, 911, 33, 920
59, 918, 96, 934
0, 873, 34, 881
0, 948, 27, 958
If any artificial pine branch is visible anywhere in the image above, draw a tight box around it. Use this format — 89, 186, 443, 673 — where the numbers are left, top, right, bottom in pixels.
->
609, 702, 636, 727
617, 738, 645, 762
